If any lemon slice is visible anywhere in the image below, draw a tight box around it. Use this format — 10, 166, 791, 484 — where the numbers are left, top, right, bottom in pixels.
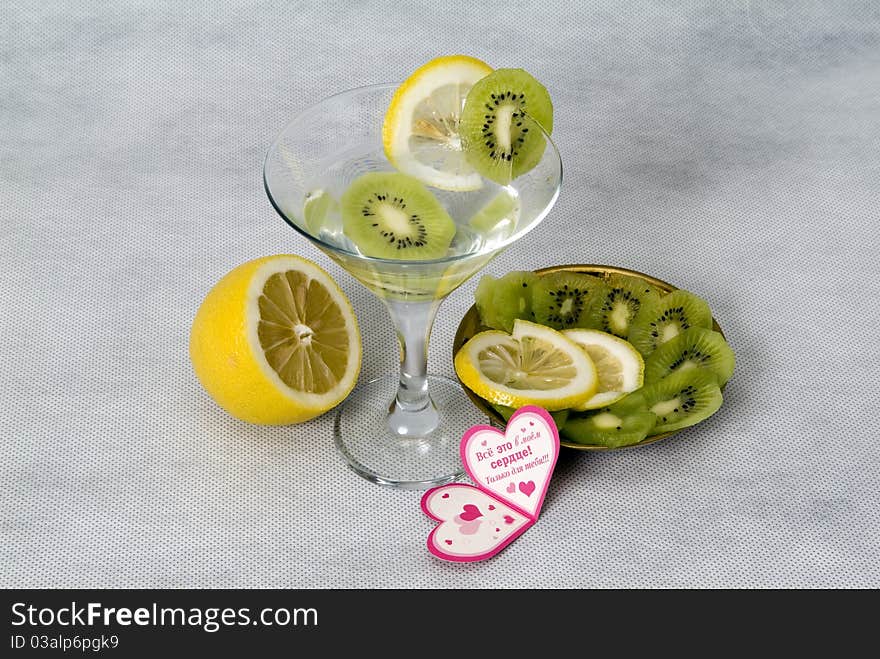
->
383, 54, 493, 191
189, 255, 361, 424
562, 329, 644, 411
454, 319, 598, 411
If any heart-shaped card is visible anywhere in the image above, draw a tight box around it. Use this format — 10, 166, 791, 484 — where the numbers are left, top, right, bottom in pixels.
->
421, 406, 560, 562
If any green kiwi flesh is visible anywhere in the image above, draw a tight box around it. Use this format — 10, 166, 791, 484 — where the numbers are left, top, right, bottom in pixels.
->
531, 272, 608, 330
644, 327, 735, 385
562, 400, 657, 448
302, 189, 337, 236
628, 368, 723, 434
629, 289, 713, 356
468, 191, 520, 235
474, 271, 538, 332
460, 68, 553, 185
588, 274, 663, 338
493, 403, 569, 430
341, 172, 455, 260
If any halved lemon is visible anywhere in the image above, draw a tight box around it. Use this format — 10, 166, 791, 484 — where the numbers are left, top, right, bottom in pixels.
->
454, 319, 598, 411
189, 255, 361, 424
562, 329, 644, 411
383, 54, 493, 191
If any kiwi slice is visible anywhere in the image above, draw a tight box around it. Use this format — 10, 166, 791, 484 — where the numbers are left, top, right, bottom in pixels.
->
644, 327, 735, 385
629, 289, 713, 356
587, 274, 663, 338
531, 272, 608, 330
629, 368, 723, 434
561, 400, 657, 448
302, 188, 337, 236
474, 271, 538, 332
340, 172, 455, 260
468, 191, 520, 236
460, 68, 553, 185
492, 403, 569, 430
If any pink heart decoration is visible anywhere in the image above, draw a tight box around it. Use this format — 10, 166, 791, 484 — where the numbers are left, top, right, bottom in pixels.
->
421, 406, 561, 563
459, 504, 483, 521
519, 481, 536, 497
456, 519, 482, 535
422, 485, 531, 562
459, 406, 560, 519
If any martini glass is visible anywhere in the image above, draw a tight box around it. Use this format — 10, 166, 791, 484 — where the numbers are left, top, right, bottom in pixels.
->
263, 83, 561, 489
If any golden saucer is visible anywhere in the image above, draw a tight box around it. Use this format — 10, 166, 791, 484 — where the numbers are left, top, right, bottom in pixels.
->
452, 264, 727, 451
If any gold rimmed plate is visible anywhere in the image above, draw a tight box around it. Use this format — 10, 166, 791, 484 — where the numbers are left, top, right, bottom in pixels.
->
452, 264, 727, 451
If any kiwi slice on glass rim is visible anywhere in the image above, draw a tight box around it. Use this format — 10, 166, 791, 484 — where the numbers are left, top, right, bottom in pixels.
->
629, 289, 713, 356
530, 271, 608, 330
460, 68, 553, 185
644, 326, 735, 385
588, 274, 663, 339
340, 172, 455, 260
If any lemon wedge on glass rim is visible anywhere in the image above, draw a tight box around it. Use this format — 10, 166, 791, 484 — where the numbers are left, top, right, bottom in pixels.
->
454, 319, 598, 411
189, 255, 361, 425
562, 329, 645, 411
382, 54, 493, 191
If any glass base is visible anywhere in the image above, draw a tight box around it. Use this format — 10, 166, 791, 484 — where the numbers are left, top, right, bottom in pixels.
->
333, 374, 477, 489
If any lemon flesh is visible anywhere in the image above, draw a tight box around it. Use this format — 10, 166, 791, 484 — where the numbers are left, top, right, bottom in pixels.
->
562, 329, 644, 411
383, 55, 493, 191
190, 255, 361, 425
454, 319, 598, 411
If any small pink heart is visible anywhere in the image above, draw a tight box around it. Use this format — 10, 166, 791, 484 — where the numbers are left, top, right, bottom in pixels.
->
445, 539, 452, 545
520, 428, 526, 433
480, 439, 487, 447
503, 515, 515, 525
459, 504, 483, 522
519, 481, 536, 497
506, 482, 516, 494
529, 421, 534, 426
488, 505, 495, 511
441, 493, 449, 499
495, 528, 500, 532
457, 520, 482, 535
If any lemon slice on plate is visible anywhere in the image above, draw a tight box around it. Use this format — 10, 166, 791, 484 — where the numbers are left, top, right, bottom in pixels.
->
562, 329, 644, 411
454, 319, 598, 411
189, 255, 361, 424
383, 54, 493, 191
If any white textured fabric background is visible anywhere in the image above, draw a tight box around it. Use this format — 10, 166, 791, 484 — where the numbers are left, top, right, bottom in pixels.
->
2, 1, 878, 588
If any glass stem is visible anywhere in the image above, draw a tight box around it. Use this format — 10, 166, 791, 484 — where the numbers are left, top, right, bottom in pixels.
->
384, 298, 442, 437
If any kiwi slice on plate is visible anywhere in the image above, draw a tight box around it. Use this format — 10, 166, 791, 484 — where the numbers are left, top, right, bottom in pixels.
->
644, 327, 735, 385
492, 403, 569, 430
561, 399, 657, 448
531, 272, 608, 330
475, 271, 538, 332
629, 289, 713, 356
341, 172, 455, 260
628, 368, 723, 435
460, 68, 553, 185
587, 274, 663, 339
